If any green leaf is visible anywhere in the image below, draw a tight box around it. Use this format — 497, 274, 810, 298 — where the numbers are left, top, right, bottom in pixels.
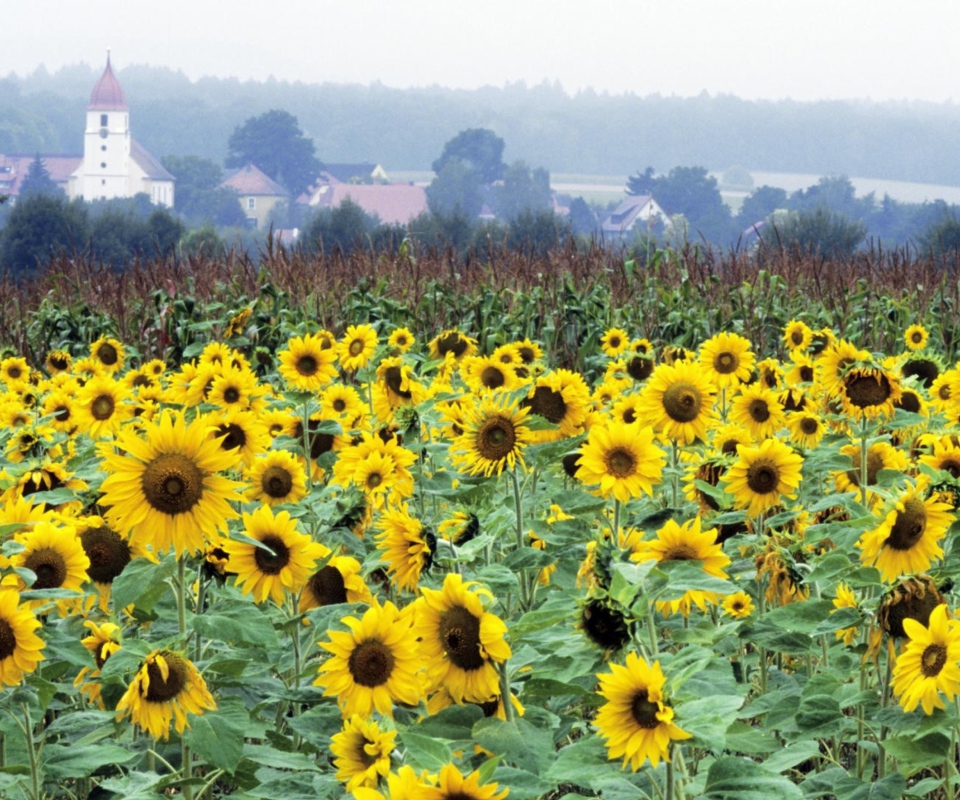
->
702, 756, 804, 799
794, 694, 843, 737
882, 732, 951, 777
676, 694, 744, 747
42, 743, 140, 779
833, 773, 908, 800
111, 555, 176, 612
415, 704, 484, 740
183, 696, 249, 773
648, 560, 732, 598
491, 767, 554, 799
398, 730, 452, 771
191, 599, 278, 647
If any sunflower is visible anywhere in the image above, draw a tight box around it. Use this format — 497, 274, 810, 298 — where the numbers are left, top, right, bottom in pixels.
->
388, 327, 415, 354
115, 649, 216, 739
352, 765, 429, 800
461, 355, 522, 395
580, 596, 632, 651
429, 329, 477, 363
595, 652, 691, 771
338, 324, 380, 372
375, 504, 433, 593
99, 409, 243, 557
331, 714, 396, 791
903, 356, 942, 390
636, 361, 717, 445
879, 574, 945, 639
372, 357, 423, 424
575, 421, 665, 503
324, 382, 366, 423
438, 510, 480, 545
0, 356, 30, 387
722, 591, 755, 619
722, 437, 804, 517
601, 327, 630, 358
451, 394, 532, 477
833, 440, 907, 501
920, 439, 960, 480
699, 331, 755, 389
278, 333, 339, 391
244, 450, 308, 507
0, 589, 45, 687
315, 599, 423, 718
839, 364, 901, 420
632, 516, 731, 616
514, 337, 544, 366
783, 320, 814, 353
831, 583, 860, 645
7, 520, 90, 614
76, 516, 141, 610
207, 406, 270, 468
729, 385, 786, 440
857, 479, 954, 582
904, 324, 929, 352
207, 366, 262, 412
414, 573, 511, 704
89, 335, 125, 373
333, 434, 416, 509
786, 410, 826, 450
815, 339, 869, 395
785, 351, 816, 386
224, 505, 326, 605
74, 620, 122, 707
521, 369, 591, 441
299, 551, 373, 612
75, 375, 133, 439
421, 764, 508, 800
892, 604, 960, 715
44, 349, 72, 376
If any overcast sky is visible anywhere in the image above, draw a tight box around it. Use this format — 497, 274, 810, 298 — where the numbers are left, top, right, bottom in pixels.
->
4, 1, 960, 103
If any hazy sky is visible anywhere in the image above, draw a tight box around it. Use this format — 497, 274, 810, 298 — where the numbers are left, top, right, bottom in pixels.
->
5, 1, 960, 103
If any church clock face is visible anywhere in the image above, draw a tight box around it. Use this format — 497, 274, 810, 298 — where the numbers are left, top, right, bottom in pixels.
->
99, 128, 109, 139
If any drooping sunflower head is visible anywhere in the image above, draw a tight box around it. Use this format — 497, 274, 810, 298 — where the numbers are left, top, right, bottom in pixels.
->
375, 504, 432, 593
44, 349, 72, 376
879, 574, 945, 639
580, 595, 632, 651
902, 356, 941, 390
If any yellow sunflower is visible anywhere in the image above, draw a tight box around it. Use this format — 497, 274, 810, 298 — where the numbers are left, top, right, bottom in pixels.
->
299, 551, 373, 612
89, 335, 125, 373
632, 516, 731, 616
224, 504, 326, 605
575, 421, 665, 503
338, 324, 379, 372
831, 583, 860, 645
413, 573, 511, 704
331, 714, 396, 791
98, 409, 243, 557
76, 516, 141, 609
375, 504, 433, 593
786, 410, 827, 450
388, 327, 415, 354
278, 333, 339, 391
722, 437, 803, 517
41, 388, 79, 434
600, 327, 630, 358
514, 337, 544, 366
7, 520, 90, 614
857, 479, 954, 582
816, 339, 869, 396
207, 406, 270, 468
115, 649, 216, 740
244, 450, 308, 507
314, 599, 423, 718
75, 375, 134, 439
892, 604, 960, 715
461, 355, 522, 395
919, 439, 960, 480
333, 432, 417, 508
207, 366, 263, 412
323, 382, 367, 422
422, 764, 508, 800
834, 440, 907, 502
904, 324, 929, 352
839, 364, 901, 420
44, 349, 72, 376
699, 331, 755, 389
451, 394, 532, 477
721, 590, 755, 619
636, 360, 717, 445
74, 620, 122, 707
729, 384, 786, 441
595, 652, 692, 770
429, 329, 477, 362
782, 320, 814, 353
522, 369, 591, 442
0, 589, 45, 687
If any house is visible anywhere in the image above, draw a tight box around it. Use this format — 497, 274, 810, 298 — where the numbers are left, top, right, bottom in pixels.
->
320, 162, 389, 184
0, 155, 83, 201
307, 183, 427, 225
600, 195, 670, 237
220, 164, 290, 229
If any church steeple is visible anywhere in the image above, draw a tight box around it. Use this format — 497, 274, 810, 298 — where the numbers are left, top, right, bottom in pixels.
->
89, 50, 127, 111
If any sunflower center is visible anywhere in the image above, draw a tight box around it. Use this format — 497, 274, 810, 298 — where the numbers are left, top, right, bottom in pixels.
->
366, 471, 383, 489
662, 381, 702, 422
799, 365, 814, 382
439, 605, 485, 671
24, 547, 67, 589
627, 356, 653, 382
436, 332, 468, 357
902, 359, 939, 389
223, 387, 241, 404
307, 565, 347, 606
384, 366, 412, 398
254, 534, 291, 575
623, 408, 637, 424
480, 366, 506, 389
262, 466, 293, 498
141, 453, 204, 516
845, 374, 892, 408
608, 335, 622, 349
921, 643, 948, 677
518, 346, 536, 363
476, 417, 517, 461
799, 417, 819, 435
94, 641, 114, 670
54, 405, 71, 422
332, 398, 347, 412
0, 618, 16, 660
526, 386, 567, 424
886, 498, 927, 551
97, 343, 119, 366
631, 690, 661, 729
940, 458, 960, 479
297, 355, 319, 376
604, 446, 637, 478
348, 339, 364, 357
911, 331, 925, 344
663, 544, 698, 561
348, 639, 395, 687
91, 394, 115, 421
746, 460, 779, 494
217, 423, 247, 451
748, 399, 770, 423
144, 652, 188, 702
581, 600, 630, 650
714, 352, 738, 374
896, 392, 922, 414
80, 526, 132, 584
790, 330, 805, 346
50, 356, 68, 370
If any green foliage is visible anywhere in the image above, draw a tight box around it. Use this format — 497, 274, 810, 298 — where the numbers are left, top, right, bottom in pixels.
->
18, 155, 63, 199
225, 109, 321, 197
426, 157, 484, 220
497, 161, 552, 221
0, 193, 89, 276
432, 127, 506, 184
764, 207, 867, 258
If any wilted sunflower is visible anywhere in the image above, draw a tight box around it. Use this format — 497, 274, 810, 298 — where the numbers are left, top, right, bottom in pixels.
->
452, 394, 532, 477
576, 421, 665, 503
413, 573, 511, 704
904, 324, 929, 352
0, 589, 45, 687
278, 333, 339, 391
422, 764, 508, 800
632, 516, 730, 617
331, 714, 396, 791
636, 360, 717, 445
8, 520, 90, 614
722, 590, 755, 619
892, 604, 960, 715
782, 320, 814, 352
699, 331, 755, 389
722, 437, 803, 517
438, 510, 480, 545
74, 620, 122, 707
299, 551, 373, 612
857, 479, 953, 582
99, 409, 243, 556
314, 599, 423, 718
115, 649, 216, 739
595, 652, 691, 771
729, 384, 786, 440
224, 504, 326, 606
89, 335, 125, 373
600, 327, 630, 358
902, 355, 942, 390
76, 516, 141, 609
375, 504, 433, 593
879, 574, 944, 639
338, 324, 380, 372
580, 595, 632, 651
244, 450, 308, 507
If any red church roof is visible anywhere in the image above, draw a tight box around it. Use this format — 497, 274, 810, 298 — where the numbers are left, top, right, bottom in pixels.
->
89, 54, 127, 111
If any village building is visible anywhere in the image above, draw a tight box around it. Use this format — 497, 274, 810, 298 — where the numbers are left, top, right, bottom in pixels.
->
219, 164, 290, 229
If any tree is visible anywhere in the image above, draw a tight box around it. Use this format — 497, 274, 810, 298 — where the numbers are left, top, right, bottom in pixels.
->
425, 158, 483, 220
765, 208, 866, 258
19, 155, 63, 198
304, 198, 377, 255
568, 197, 598, 236
432, 128, 506, 185
161, 155, 246, 226
736, 185, 788, 229
507, 209, 569, 257
919, 211, 960, 258
0, 194, 89, 276
788, 175, 874, 221
649, 166, 733, 243
225, 110, 321, 197
626, 167, 657, 197
497, 161, 551, 222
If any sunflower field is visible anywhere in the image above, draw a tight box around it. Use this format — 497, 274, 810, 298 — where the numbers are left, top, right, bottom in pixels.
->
4, 245, 960, 799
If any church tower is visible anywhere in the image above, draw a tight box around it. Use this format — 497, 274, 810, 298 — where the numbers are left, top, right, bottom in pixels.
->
77, 51, 131, 202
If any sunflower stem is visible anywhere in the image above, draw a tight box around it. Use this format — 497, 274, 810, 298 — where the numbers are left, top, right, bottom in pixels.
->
498, 661, 515, 722
21, 703, 40, 800
858, 415, 871, 508
510, 469, 533, 612
176, 556, 194, 800
646, 604, 659, 656
612, 499, 621, 540
877, 646, 893, 779
671, 441, 680, 509
666, 754, 674, 800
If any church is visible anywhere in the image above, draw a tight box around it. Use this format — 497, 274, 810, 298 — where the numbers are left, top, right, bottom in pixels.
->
0, 54, 175, 207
